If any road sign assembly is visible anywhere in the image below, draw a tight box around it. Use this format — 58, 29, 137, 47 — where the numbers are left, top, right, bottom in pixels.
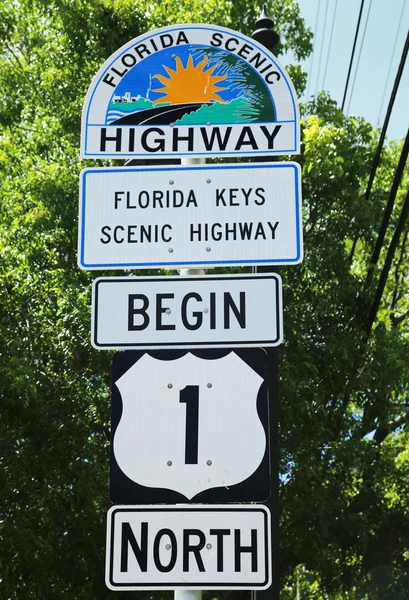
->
79, 17, 302, 596
78, 162, 302, 270
110, 348, 270, 504
91, 273, 282, 349
106, 505, 272, 590
81, 23, 299, 159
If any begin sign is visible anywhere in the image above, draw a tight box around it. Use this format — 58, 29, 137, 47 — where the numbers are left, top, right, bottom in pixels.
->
92, 273, 282, 349
78, 162, 302, 269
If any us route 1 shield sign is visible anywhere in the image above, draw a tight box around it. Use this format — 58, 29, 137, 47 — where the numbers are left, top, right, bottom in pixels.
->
81, 23, 299, 159
106, 505, 272, 590
91, 273, 282, 349
78, 161, 302, 270
110, 348, 270, 504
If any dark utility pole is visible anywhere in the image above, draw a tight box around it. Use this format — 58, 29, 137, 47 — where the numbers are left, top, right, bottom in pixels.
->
251, 6, 280, 600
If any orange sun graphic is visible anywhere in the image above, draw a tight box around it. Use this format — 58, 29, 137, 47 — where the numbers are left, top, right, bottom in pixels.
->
152, 55, 228, 106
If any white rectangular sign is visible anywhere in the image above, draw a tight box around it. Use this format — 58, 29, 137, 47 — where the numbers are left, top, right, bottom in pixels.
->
78, 162, 302, 270
92, 274, 282, 349
106, 505, 272, 590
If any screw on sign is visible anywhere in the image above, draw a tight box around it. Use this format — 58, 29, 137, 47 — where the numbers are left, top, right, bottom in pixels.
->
109, 348, 271, 504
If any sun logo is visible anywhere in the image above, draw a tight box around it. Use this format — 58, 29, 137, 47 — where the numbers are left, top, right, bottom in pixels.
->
152, 55, 228, 106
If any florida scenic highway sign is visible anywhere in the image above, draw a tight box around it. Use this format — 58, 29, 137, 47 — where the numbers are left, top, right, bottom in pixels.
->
106, 505, 272, 590
78, 161, 302, 269
91, 273, 283, 350
81, 23, 299, 159
110, 349, 270, 504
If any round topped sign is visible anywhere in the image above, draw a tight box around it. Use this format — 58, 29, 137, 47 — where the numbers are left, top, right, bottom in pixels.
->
81, 24, 300, 158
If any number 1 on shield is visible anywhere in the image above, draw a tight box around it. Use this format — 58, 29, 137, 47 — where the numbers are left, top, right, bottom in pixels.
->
179, 385, 199, 464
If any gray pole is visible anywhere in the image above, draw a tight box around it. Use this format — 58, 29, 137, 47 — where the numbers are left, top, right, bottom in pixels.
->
251, 6, 280, 600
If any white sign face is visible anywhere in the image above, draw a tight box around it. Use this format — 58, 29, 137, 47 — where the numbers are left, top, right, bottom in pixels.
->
106, 505, 272, 590
92, 273, 282, 349
112, 351, 266, 500
78, 162, 302, 270
81, 23, 299, 159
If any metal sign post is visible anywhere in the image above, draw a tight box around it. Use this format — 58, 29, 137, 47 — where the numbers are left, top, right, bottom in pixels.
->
251, 8, 282, 600
174, 154, 205, 600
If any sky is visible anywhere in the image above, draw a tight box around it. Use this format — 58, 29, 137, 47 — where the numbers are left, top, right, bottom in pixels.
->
282, 0, 409, 141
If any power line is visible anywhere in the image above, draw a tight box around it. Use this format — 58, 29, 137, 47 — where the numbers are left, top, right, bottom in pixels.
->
322, 0, 339, 90
346, 0, 373, 115
367, 179, 409, 337
367, 127, 409, 281
314, 0, 329, 96
365, 29, 409, 202
305, 0, 322, 101
376, 0, 407, 127
341, 0, 365, 111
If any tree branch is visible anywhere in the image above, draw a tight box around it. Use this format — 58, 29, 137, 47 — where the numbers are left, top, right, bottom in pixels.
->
373, 414, 406, 444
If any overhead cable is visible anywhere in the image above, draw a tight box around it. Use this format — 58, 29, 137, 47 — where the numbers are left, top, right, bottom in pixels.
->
305, 0, 322, 101
322, 0, 339, 90
365, 29, 409, 202
346, 0, 373, 115
366, 178, 409, 337
367, 127, 409, 280
314, 0, 329, 96
341, 0, 365, 111
376, 0, 407, 127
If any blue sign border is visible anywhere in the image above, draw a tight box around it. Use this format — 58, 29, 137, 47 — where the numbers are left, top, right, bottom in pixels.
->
78, 162, 303, 269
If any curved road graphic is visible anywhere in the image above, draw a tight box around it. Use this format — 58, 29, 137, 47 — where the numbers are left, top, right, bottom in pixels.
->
113, 102, 211, 125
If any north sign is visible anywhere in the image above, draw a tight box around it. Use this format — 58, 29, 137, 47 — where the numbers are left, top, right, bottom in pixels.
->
78, 162, 302, 270
106, 505, 272, 590
92, 273, 282, 349
110, 349, 270, 504
81, 23, 299, 159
